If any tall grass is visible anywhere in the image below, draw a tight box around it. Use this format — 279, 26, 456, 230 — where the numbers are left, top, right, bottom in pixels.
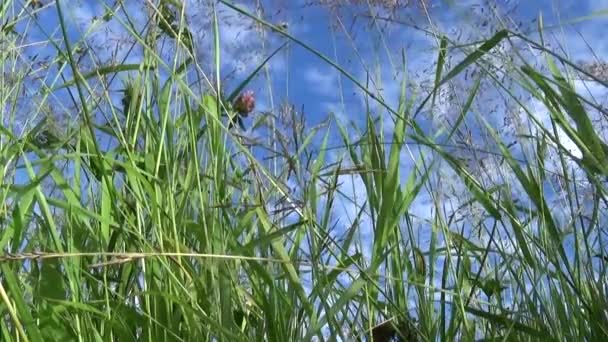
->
1, 0, 607, 341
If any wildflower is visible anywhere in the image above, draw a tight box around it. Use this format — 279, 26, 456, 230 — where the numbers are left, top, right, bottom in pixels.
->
233, 90, 255, 117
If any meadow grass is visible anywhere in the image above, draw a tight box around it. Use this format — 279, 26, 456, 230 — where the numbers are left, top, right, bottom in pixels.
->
0, 1, 607, 341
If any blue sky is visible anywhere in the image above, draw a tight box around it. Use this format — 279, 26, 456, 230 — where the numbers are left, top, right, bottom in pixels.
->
17, 0, 608, 135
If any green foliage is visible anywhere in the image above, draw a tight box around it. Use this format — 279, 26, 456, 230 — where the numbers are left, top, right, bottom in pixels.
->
0, 1, 607, 341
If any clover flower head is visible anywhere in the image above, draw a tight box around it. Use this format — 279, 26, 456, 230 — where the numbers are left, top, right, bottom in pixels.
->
233, 90, 255, 116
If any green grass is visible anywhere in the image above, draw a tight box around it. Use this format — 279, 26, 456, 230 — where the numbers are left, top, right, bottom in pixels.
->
1, 0, 607, 341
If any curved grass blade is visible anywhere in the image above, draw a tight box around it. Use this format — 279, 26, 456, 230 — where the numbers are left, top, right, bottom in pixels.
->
226, 42, 287, 103
414, 30, 509, 117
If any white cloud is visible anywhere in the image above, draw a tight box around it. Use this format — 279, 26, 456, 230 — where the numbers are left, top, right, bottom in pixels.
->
585, 0, 608, 13
528, 98, 583, 160
304, 66, 338, 95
